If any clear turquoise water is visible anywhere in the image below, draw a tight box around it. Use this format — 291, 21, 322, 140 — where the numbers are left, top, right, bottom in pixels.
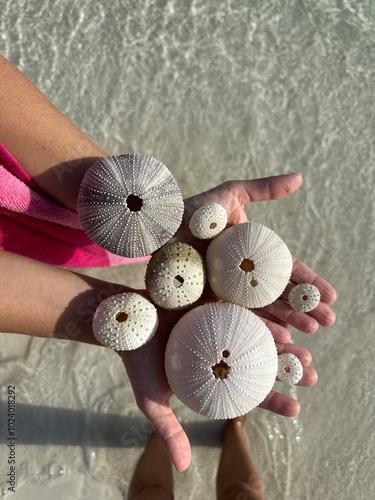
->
1, 1, 374, 498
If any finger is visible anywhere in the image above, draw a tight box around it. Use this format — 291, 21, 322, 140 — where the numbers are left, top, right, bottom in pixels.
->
284, 366, 317, 387
144, 405, 191, 472
275, 342, 312, 366
258, 390, 300, 416
256, 314, 291, 344
306, 303, 336, 327
255, 309, 289, 329
225, 172, 303, 205
260, 299, 320, 333
291, 257, 337, 304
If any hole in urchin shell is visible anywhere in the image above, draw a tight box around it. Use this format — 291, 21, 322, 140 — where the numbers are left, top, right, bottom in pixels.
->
173, 275, 184, 288
250, 277, 258, 287
212, 360, 230, 379
209, 222, 217, 229
222, 350, 230, 358
283, 366, 291, 373
116, 312, 128, 322
302, 295, 309, 301
239, 259, 255, 273
126, 194, 143, 212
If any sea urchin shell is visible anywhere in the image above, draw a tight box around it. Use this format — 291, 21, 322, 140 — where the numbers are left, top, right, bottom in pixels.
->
78, 154, 184, 258
145, 242, 205, 310
189, 203, 228, 239
288, 283, 321, 313
277, 353, 303, 385
165, 302, 278, 419
206, 222, 293, 308
92, 292, 158, 351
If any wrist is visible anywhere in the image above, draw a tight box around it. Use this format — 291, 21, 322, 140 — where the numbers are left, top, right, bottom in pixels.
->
0, 250, 136, 345
54, 277, 134, 346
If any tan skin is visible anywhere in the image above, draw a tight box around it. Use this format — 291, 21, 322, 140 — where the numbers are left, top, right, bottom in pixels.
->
0, 55, 336, 471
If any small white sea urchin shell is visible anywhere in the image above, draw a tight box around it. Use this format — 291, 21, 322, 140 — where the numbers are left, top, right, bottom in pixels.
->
206, 222, 293, 308
92, 293, 158, 351
165, 302, 278, 419
277, 353, 303, 385
145, 242, 205, 310
189, 203, 228, 239
78, 154, 184, 258
288, 283, 321, 313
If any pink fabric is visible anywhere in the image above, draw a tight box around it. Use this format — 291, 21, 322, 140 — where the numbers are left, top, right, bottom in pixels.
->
0, 144, 148, 267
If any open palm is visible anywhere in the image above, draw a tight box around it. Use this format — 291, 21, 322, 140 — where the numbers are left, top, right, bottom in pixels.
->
120, 173, 336, 472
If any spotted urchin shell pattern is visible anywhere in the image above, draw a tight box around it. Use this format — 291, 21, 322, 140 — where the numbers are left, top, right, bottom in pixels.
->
277, 353, 303, 385
145, 242, 205, 310
78, 154, 185, 258
92, 293, 158, 351
189, 203, 228, 239
288, 283, 321, 313
165, 302, 278, 419
206, 222, 293, 309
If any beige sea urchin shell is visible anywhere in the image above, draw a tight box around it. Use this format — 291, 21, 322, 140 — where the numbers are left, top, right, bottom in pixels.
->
92, 293, 158, 351
206, 222, 293, 308
189, 203, 228, 239
277, 353, 303, 385
145, 242, 205, 310
165, 302, 278, 419
78, 154, 184, 258
288, 283, 321, 313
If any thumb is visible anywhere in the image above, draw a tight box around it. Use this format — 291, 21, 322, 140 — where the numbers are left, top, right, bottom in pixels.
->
233, 172, 303, 205
146, 407, 192, 471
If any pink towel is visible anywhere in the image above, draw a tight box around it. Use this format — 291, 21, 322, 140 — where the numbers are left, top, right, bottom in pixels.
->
0, 144, 148, 267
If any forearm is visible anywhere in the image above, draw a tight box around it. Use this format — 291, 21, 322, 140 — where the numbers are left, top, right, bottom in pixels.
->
0, 250, 130, 344
0, 55, 106, 210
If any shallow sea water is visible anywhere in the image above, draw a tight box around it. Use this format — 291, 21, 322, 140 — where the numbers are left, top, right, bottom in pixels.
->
0, 0, 374, 498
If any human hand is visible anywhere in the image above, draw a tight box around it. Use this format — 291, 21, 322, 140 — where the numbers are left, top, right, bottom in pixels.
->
178, 172, 336, 332
119, 307, 191, 471
181, 172, 336, 411
0, 58, 335, 471
120, 173, 336, 472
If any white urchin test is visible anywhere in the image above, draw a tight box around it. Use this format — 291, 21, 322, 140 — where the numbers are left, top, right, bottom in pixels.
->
93, 292, 158, 351
145, 242, 205, 310
277, 353, 303, 385
165, 302, 278, 419
189, 203, 227, 239
78, 154, 184, 258
288, 283, 320, 313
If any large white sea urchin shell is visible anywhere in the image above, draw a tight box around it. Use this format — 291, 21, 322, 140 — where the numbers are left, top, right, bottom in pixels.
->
288, 283, 320, 313
189, 203, 228, 239
206, 222, 293, 308
145, 242, 205, 310
78, 154, 184, 258
92, 293, 158, 351
165, 302, 278, 419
